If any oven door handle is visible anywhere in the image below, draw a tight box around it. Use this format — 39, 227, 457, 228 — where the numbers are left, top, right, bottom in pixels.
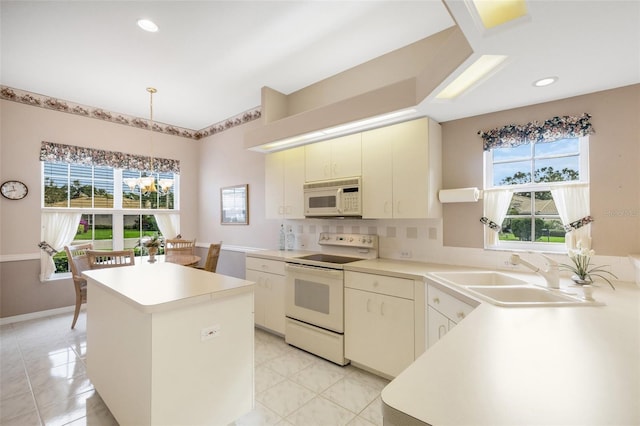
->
285, 263, 343, 278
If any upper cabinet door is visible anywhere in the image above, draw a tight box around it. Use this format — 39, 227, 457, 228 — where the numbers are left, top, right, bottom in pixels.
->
283, 147, 305, 219
264, 146, 305, 219
332, 133, 361, 179
362, 117, 442, 219
305, 133, 361, 182
305, 141, 332, 182
362, 126, 393, 218
392, 118, 430, 218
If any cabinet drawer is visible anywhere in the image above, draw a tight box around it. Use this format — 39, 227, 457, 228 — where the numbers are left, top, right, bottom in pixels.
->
245, 257, 285, 275
427, 284, 474, 323
345, 271, 414, 299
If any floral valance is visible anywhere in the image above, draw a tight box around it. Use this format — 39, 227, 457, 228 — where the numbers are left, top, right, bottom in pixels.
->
39, 141, 180, 174
478, 113, 595, 151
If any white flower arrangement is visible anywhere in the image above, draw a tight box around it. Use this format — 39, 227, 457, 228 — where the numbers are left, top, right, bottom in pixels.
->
560, 243, 617, 289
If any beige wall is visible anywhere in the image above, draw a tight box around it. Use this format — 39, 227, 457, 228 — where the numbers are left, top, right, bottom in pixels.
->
0, 100, 200, 317
442, 84, 640, 256
2, 84, 639, 318
197, 120, 279, 250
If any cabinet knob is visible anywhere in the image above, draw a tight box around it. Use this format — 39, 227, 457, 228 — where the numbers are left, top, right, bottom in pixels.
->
432, 297, 440, 304
457, 312, 465, 319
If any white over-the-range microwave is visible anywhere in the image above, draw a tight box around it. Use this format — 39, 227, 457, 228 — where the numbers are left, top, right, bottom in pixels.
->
303, 177, 362, 218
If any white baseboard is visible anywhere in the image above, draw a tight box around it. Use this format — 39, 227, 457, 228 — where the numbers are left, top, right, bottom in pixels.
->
0, 305, 80, 325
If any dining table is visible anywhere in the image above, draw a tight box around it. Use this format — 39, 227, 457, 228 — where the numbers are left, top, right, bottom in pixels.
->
136, 254, 201, 267
164, 253, 201, 267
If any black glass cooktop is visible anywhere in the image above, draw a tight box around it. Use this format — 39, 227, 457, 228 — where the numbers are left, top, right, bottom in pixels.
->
296, 254, 363, 264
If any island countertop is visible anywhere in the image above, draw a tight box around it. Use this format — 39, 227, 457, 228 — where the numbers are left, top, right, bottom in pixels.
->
83, 262, 254, 313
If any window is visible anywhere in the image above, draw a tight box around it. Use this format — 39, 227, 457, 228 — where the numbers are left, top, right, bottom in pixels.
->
43, 161, 177, 274
484, 137, 589, 251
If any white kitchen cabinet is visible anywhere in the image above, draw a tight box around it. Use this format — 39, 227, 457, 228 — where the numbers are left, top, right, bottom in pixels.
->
265, 146, 305, 219
345, 271, 416, 378
361, 117, 442, 219
305, 133, 361, 182
246, 257, 286, 335
426, 281, 477, 348
427, 306, 453, 348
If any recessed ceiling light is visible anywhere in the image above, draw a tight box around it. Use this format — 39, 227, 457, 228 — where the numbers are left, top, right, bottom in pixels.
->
137, 19, 158, 33
471, 0, 528, 29
534, 77, 558, 87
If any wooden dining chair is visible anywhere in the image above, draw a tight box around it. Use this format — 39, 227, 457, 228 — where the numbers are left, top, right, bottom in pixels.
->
197, 242, 222, 273
64, 243, 93, 329
165, 238, 196, 256
87, 249, 136, 269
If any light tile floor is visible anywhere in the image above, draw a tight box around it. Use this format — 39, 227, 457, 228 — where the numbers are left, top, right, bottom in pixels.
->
1, 310, 389, 426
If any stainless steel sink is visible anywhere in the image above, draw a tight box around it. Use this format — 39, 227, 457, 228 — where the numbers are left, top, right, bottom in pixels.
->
430, 271, 529, 287
465, 285, 600, 307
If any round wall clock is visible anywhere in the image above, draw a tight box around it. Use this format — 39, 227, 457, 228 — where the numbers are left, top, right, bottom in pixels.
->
1, 180, 28, 200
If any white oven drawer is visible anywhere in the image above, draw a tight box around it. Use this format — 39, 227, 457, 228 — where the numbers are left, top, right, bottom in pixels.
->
246, 257, 286, 275
285, 318, 347, 366
345, 271, 414, 300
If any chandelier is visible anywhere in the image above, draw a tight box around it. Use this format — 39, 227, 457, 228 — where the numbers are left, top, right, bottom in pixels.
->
123, 87, 174, 195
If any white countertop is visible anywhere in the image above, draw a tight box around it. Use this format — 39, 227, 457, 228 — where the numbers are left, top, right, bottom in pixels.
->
352, 260, 640, 426
246, 252, 640, 424
83, 262, 254, 313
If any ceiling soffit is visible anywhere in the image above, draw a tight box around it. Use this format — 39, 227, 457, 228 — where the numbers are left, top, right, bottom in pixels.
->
245, 25, 473, 149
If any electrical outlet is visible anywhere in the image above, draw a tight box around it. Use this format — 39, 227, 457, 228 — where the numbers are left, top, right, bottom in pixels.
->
201, 325, 221, 341
400, 250, 412, 258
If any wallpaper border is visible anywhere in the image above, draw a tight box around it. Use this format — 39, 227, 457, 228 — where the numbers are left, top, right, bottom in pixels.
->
0, 85, 261, 140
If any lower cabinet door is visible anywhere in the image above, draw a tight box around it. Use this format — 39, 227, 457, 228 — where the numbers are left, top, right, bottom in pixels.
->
427, 306, 450, 349
264, 273, 286, 335
246, 269, 286, 335
345, 288, 414, 377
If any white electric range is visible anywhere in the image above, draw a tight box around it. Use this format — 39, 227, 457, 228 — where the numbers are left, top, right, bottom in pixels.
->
284, 232, 378, 365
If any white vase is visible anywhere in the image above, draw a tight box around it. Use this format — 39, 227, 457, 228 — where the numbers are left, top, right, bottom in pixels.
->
580, 285, 595, 301
571, 275, 590, 285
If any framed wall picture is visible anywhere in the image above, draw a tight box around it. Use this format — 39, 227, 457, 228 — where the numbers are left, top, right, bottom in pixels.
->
221, 184, 249, 225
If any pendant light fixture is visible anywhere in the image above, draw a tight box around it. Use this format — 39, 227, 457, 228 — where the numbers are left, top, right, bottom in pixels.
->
123, 87, 174, 195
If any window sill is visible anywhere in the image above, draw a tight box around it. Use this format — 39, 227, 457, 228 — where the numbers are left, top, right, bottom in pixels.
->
42, 272, 72, 283
485, 243, 566, 254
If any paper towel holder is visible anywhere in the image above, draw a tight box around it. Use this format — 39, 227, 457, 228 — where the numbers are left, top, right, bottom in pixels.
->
438, 187, 483, 203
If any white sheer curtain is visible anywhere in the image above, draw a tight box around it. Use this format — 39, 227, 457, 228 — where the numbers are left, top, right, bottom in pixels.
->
483, 189, 513, 246
40, 212, 81, 280
154, 213, 180, 239
551, 183, 591, 250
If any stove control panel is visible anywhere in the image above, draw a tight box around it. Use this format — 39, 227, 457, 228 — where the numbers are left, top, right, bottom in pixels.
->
318, 232, 378, 249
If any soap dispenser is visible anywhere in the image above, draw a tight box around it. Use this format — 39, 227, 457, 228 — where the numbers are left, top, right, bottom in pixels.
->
286, 226, 296, 251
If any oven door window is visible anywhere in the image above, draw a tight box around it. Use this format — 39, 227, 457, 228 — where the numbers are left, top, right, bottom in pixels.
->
308, 195, 336, 208
294, 279, 330, 314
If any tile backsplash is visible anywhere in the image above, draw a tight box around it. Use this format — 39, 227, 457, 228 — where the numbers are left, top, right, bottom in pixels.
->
283, 218, 637, 283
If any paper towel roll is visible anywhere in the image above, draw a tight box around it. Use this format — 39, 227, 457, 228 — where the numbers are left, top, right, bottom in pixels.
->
438, 187, 481, 203
629, 255, 640, 287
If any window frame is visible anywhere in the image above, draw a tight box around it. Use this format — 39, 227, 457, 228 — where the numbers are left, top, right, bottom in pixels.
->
41, 161, 179, 276
483, 136, 589, 252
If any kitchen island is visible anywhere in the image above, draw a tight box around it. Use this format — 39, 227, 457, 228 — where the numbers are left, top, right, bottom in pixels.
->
83, 262, 255, 426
